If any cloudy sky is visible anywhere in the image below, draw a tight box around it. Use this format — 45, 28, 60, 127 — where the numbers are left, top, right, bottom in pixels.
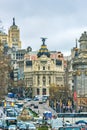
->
0, 0, 87, 56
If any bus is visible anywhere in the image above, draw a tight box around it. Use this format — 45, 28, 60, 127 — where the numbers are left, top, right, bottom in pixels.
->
57, 113, 87, 124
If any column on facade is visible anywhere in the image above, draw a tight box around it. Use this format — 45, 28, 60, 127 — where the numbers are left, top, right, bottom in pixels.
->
36, 75, 38, 87
39, 75, 42, 86
33, 75, 37, 96
81, 70, 86, 96
53, 73, 56, 85
46, 75, 48, 86
85, 71, 87, 95
46, 87, 49, 96
51, 75, 54, 84
40, 88, 42, 96
39, 75, 42, 95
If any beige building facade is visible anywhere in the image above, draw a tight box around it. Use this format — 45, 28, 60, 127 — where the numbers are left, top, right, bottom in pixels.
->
24, 38, 65, 97
8, 18, 21, 49
0, 18, 21, 49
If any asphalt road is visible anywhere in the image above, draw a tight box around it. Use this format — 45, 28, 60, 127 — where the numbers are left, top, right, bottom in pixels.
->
24, 100, 57, 117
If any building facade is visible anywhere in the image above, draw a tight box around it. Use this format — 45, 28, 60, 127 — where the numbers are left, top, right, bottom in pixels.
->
8, 18, 21, 49
24, 38, 65, 97
73, 31, 87, 108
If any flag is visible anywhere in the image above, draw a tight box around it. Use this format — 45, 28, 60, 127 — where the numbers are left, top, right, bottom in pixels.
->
74, 91, 77, 101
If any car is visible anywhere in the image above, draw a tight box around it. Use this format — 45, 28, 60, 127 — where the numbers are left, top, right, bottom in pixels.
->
34, 105, 38, 108
17, 97, 24, 100
33, 97, 39, 101
19, 124, 27, 130
39, 100, 43, 104
17, 121, 23, 129
64, 120, 72, 126
42, 98, 47, 103
25, 122, 36, 130
2, 123, 8, 130
36, 119, 44, 125
24, 98, 32, 102
28, 123, 36, 130
8, 125, 17, 130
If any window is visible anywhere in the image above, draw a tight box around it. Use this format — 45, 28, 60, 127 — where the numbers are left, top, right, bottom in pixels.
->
56, 60, 62, 65
43, 66, 45, 70
26, 61, 32, 66
42, 88, 46, 95
43, 76, 46, 86
37, 88, 40, 95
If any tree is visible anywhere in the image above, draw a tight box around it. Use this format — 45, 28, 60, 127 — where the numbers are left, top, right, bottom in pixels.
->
0, 40, 11, 99
49, 83, 71, 104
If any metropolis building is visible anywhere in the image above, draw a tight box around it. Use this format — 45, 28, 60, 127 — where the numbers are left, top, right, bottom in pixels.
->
24, 38, 65, 97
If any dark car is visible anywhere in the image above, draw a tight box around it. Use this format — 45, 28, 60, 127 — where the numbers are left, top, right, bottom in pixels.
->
34, 105, 38, 109
33, 97, 39, 101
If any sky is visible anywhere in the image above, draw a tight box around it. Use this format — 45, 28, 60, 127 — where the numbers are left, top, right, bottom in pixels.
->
0, 0, 87, 56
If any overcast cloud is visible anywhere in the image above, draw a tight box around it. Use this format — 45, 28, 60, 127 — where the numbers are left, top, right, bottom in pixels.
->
0, 0, 87, 56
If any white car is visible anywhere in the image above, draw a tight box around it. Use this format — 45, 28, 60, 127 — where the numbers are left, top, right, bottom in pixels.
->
25, 122, 36, 130
8, 125, 17, 130
28, 123, 36, 130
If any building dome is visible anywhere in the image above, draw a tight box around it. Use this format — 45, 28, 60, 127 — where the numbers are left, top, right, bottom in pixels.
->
37, 38, 50, 58
79, 31, 87, 42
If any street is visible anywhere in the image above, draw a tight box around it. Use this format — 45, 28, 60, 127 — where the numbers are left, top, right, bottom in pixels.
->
24, 100, 57, 117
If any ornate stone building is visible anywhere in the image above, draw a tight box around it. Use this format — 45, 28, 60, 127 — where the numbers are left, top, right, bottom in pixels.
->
24, 38, 65, 97
8, 18, 21, 49
73, 31, 87, 107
